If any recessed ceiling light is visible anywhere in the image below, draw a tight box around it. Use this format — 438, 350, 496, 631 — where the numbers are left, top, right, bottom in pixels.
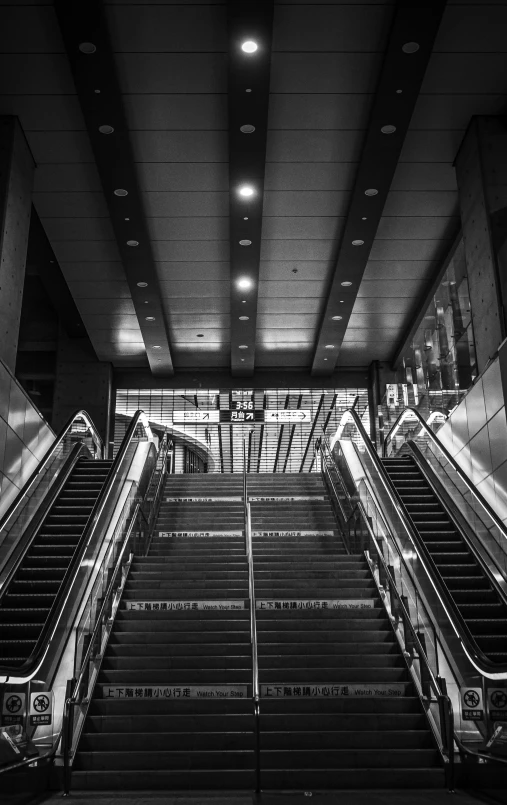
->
127, 240, 139, 246
396, 89, 403, 94
402, 42, 419, 53
244, 217, 249, 220
238, 278, 252, 290
239, 239, 252, 246
125, 217, 130, 221
241, 358, 245, 362
239, 185, 254, 197
325, 345, 334, 350
239, 345, 248, 349
242, 300, 247, 303
239, 316, 249, 320
352, 240, 364, 246
79, 42, 96, 54
241, 40, 258, 53
153, 345, 161, 349
197, 333, 204, 337
364, 188, 378, 196
340, 300, 344, 303
324, 358, 328, 361
114, 188, 128, 196
381, 125, 396, 134
362, 217, 367, 220
246, 88, 252, 93
341, 281, 352, 287
94, 89, 101, 94
137, 282, 148, 287
332, 316, 343, 321
240, 125, 255, 134
146, 316, 155, 321
99, 125, 114, 134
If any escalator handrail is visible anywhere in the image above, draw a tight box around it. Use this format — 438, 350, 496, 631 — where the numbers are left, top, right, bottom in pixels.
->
0, 410, 153, 678
0, 409, 104, 536
384, 406, 507, 550
333, 408, 507, 678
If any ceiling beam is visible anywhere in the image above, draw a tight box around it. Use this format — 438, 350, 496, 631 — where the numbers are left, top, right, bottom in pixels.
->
311, 0, 448, 376
54, 0, 174, 376
227, 0, 274, 377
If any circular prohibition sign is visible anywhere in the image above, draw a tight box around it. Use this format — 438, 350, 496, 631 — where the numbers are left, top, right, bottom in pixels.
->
5, 695, 23, 714
491, 690, 507, 709
32, 694, 50, 713
463, 690, 480, 708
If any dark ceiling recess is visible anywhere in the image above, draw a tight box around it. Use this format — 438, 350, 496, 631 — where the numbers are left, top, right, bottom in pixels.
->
311, 0, 448, 377
54, 0, 174, 376
227, 0, 274, 377
27, 207, 87, 340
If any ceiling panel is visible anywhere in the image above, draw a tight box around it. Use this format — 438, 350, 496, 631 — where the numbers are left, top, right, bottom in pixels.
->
61, 262, 125, 282
124, 95, 227, 130
263, 191, 350, 217
107, 4, 227, 52
258, 330, 315, 347
264, 163, 355, 191
149, 218, 229, 240
115, 54, 227, 94
266, 131, 360, 162
259, 280, 326, 298
137, 164, 228, 193
382, 191, 458, 217
0, 94, 83, 130
268, 93, 371, 131
391, 163, 457, 192
270, 53, 383, 94
159, 280, 229, 297
258, 297, 324, 315
368, 239, 454, 262
66, 281, 132, 299
272, 4, 391, 51
257, 314, 320, 329
262, 217, 344, 240
156, 263, 229, 282
141, 192, 229, 217
152, 241, 229, 262
411, 93, 507, 130
260, 262, 330, 281
356, 279, 428, 299
376, 216, 458, 240
260, 240, 334, 262
363, 261, 438, 281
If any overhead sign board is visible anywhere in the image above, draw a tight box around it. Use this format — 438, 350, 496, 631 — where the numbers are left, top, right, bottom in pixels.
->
172, 411, 219, 423
265, 410, 312, 423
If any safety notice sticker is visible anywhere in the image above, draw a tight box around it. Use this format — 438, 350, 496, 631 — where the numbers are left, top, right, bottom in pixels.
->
249, 496, 325, 502
157, 531, 242, 538
261, 684, 405, 698
252, 531, 334, 537
164, 497, 241, 503
102, 685, 247, 699
2, 692, 26, 725
488, 688, 507, 721
256, 599, 375, 610
29, 691, 53, 726
461, 687, 483, 721
126, 600, 246, 611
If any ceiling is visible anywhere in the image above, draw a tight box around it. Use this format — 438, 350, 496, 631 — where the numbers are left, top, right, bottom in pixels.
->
2, 0, 507, 377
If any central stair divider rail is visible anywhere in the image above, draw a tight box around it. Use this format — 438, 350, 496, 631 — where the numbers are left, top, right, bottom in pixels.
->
243, 439, 261, 792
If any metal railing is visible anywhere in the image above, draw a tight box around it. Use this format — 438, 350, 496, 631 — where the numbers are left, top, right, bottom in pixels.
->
135, 434, 170, 556
243, 440, 260, 792
0, 410, 104, 575
331, 408, 507, 680
318, 436, 507, 778
0, 411, 158, 778
385, 406, 507, 587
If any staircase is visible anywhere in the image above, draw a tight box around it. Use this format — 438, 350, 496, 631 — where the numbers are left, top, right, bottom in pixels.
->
73, 473, 255, 790
382, 455, 507, 665
72, 470, 443, 791
0, 457, 112, 669
252, 474, 443, 788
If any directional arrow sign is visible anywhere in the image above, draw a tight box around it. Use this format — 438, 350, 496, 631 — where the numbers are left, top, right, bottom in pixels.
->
172, 411, 220, 423
265, 410, 312, 423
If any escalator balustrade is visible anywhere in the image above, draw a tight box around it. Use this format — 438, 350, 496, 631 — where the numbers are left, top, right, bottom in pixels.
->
382, 456, 507, 665
0, 458, 112, 669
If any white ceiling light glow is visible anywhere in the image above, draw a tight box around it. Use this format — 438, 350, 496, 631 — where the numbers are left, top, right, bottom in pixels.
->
137, 282, 148, 287
241, 40, 258, 53
341, 281, 352, 287
237, 278, 253, 290
239, 185, 255, 197
126, 240, 139, 247
352, 240, 364, 246
332, 316, 343, 321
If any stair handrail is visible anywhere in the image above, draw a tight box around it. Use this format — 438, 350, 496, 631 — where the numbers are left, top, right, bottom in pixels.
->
0, 410, 153, 679
0, 409, 104, 543
320, 438, 507, 773
243, 440, 260, 792
384, 406, 507, 549
330, 408, 507, 679
137, 433, 169, 556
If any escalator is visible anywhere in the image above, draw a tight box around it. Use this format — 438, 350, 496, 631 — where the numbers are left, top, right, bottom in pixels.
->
382, 455, 507, 666
0, 458, 112, 669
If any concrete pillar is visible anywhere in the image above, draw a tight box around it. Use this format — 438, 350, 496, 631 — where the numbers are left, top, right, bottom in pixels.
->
0, 117, 35, 372
455, 116, 507, 373
52, 328, 113, 447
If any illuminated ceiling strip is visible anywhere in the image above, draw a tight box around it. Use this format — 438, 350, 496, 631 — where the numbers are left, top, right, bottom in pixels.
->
227, 0, 274, 376
311, 0, 447, 376
54, 0, 173, 376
